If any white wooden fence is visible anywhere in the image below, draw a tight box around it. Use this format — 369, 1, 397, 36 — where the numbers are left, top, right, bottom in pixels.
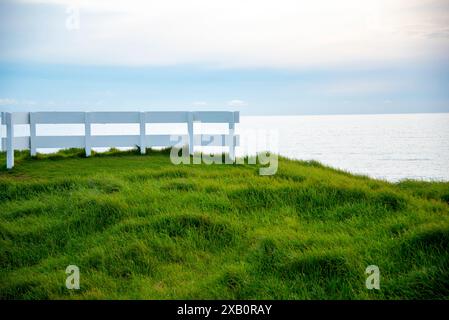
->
0, 111, 239, 169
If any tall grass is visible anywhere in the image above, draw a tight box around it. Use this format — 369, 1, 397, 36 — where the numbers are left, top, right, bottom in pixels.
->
0, 149, 448, 299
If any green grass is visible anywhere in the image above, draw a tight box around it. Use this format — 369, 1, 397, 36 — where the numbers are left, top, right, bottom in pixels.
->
0, 148, 448, 299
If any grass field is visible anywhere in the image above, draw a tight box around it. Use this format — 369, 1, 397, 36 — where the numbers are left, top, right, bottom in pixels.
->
0, 148, 448, 299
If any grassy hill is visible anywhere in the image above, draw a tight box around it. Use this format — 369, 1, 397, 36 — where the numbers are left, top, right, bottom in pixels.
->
0, 148, 448, 299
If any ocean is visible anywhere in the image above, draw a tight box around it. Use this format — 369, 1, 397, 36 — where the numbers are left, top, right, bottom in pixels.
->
2, 112, 448, 182
238, 113, 449, 182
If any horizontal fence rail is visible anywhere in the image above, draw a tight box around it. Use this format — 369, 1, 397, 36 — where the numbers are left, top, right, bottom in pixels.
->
1, 111, 240, 169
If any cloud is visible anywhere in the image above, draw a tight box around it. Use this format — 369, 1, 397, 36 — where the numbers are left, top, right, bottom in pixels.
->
191, 101, 208, 107
0, 98, 18, 106
323, 80, 408, 95
227, 100, 247, 107
4, 0, 448, 68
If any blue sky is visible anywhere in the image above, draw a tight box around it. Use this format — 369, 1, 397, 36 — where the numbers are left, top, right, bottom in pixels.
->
0, 0, 448, 115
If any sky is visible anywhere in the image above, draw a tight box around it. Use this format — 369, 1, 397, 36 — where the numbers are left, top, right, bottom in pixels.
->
0, 0, 448, 115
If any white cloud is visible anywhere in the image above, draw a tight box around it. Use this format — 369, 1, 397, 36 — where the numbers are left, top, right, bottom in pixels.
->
9, 0, 449, 68
227, 100, 247, 107
191, 101, 208, 107
0, 98, 18, 106
323, 80, 408, 95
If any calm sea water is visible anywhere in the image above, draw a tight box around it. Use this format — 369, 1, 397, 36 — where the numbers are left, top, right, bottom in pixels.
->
2, 113, 448, 182
238, 113, 449, 182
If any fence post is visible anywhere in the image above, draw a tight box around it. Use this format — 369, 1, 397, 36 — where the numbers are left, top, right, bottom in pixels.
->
30, 112, 37, 156
85, 112, 91, 157
6, 112, 14, 169
188, 112, 194, 155
140, 112, 146, 154
1, 112, 4, 152
228, 120, 235, 162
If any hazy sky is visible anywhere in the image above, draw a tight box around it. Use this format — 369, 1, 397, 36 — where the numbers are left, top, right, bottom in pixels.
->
0, 0, 448, 115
